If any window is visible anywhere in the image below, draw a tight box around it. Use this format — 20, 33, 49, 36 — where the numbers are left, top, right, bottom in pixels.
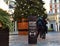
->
57, 9, 59, 13
59, 0, 60, 2
55, 9, 57, 13
52, 0, 54, 3
51, 24, 53, 29
9, 1, 16, 8
57, 4, 59, 8
57, 0, 59, 3
53, 9, 55, 13
50, 0, 52, 3
55, 0, 56, 2
59, 5, 60, 10
52, 4, 55, 9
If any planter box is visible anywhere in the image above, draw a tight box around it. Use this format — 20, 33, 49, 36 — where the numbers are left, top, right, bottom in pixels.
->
0, 28, 9, 46
18, 31, 28, 35
17, 18, 28, 35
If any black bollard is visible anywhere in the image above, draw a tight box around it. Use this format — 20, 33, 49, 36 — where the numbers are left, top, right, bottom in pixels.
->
28, 30, 37, 44
28, 15, 37, 44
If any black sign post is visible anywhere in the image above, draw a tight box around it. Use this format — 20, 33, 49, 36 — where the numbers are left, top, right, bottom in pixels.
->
28, 16, 37, 44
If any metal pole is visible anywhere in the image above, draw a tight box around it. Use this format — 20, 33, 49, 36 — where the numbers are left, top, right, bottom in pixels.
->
14, 21, 17, 32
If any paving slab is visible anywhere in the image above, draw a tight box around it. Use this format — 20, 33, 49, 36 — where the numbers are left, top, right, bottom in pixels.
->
9, 32, 60, 46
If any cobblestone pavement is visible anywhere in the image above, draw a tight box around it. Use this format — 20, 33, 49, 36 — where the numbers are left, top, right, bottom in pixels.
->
9, 32, 60, 46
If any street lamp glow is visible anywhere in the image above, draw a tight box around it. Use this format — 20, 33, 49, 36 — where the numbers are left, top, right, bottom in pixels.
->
0, 0, 8, 11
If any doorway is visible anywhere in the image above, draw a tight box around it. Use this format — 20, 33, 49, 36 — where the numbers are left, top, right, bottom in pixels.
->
51, 24, 54, 31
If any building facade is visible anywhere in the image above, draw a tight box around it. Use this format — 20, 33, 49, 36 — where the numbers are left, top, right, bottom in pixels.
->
48, 0, 60, 32
4, 0, 15, 14
4, 0, 17, 32
4, 0, 60, 32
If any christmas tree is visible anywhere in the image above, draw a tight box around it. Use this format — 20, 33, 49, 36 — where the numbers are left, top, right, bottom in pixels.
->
0, 9, 13, 31
14, 0, 47, 20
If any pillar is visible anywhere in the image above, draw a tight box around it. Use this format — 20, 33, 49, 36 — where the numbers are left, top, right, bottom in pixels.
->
14, 21, 18, 32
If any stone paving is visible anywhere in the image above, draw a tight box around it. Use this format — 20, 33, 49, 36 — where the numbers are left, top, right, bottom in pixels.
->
9, 32, 60, 46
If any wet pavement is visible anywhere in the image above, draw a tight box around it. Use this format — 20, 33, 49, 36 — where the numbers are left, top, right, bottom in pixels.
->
9, 32, 60, 46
